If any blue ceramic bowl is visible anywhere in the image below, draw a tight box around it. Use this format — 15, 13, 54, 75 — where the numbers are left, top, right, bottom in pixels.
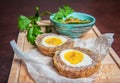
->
50, 12, 96, 38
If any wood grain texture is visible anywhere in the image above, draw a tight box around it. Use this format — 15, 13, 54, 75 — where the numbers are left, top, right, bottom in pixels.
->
8, 32, 26, 83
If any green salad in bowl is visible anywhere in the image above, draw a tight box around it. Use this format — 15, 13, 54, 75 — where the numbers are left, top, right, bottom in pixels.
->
50, 5, 96, 38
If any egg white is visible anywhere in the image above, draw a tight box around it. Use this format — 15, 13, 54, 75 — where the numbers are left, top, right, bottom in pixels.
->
60, 49, 92, 67
41, 35, 67, 47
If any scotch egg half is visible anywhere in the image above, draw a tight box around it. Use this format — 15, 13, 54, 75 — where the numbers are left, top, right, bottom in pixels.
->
60, 49, 92, 67
53, 47, 101, 78
35, 33, 74, 56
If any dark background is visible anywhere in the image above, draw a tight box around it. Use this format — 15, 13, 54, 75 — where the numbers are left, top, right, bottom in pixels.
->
0, 0, 120, 82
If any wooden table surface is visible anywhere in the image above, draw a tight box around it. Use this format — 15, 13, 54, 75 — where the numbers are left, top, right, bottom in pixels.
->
0, 0, 120, 82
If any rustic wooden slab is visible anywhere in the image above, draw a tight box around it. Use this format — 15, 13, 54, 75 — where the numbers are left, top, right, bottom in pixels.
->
8, 20, 120, 83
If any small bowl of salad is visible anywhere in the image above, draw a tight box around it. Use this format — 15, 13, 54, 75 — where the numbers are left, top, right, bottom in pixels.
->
50, 5, 96, 38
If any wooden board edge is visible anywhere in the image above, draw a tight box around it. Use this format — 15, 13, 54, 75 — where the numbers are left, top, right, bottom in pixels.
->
93, 79, 120, 83
92, 25, 101, 36
109, 48, 120, 68
8, 32, 26, 83
18, 34, 35, 83
37, 20, 51, 26
92, 25, 120, 68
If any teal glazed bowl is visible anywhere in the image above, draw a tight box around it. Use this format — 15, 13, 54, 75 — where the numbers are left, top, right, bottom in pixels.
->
50, 12, 96, 38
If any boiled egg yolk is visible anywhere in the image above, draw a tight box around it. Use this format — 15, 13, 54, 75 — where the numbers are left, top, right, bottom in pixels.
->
45, 37, 63, 46
60, 49, 92, 67
64, 50, 84, 64
41, 35, 67, 47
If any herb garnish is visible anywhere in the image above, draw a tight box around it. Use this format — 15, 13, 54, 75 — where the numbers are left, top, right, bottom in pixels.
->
53, 5, 91, 24
53, 5, 74, 23
18, 6, 52, 45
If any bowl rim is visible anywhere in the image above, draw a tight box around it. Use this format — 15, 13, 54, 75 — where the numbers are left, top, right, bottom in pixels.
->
50, 12, 96, 27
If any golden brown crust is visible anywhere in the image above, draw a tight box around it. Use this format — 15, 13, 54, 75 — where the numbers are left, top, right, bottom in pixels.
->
35, 33, 74, 57
53, 47, 101, 78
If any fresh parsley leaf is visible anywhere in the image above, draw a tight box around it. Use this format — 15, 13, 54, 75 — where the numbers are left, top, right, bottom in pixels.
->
34, 16, 41, 22
63, 5, 74, 17
18, 6, 52, 45
18, 15, 31, 30
34, 6, 41, 22
53, 5, 74, 23
54, 12, 64, 22
18, 7, 41, 45
27, 27, 36, 45
33, 25, 43, 36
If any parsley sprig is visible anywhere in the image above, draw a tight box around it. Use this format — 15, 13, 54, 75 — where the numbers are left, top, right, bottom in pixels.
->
53, 5, 91, 24
53, 5, 74, 23
18, 6, 52, 45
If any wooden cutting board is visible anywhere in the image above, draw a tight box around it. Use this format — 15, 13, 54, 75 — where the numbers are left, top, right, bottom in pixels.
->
8, 20, 120, 83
